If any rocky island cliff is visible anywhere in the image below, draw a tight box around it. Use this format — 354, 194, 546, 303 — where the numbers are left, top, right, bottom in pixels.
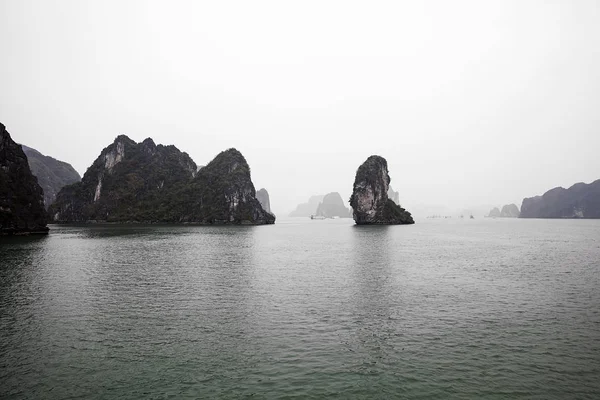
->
50, 135, 197, 222
0, 123, 48, 234
520, 180, 600, 219
167, 149, 275, 224
50, 136, 274, 224
21, 145, 81, 208
349, 155, 414, 225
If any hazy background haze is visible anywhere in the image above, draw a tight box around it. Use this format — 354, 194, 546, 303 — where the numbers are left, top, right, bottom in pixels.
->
1, 0, 599, 216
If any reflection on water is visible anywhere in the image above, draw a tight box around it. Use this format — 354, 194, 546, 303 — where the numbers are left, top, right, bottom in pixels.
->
1, 219, 600, 398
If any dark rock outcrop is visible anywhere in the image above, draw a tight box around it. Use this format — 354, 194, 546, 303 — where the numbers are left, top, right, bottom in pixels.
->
21, 145, 81, 208
500, 204, 519, 218
50, 135, 197, 222
487, 207, 501, 218
256, 188, 272, 214
315, 192, 351, 218
169, 149, 275, 224
289, 195, 324, 217
50, 137, 273, 225
0, 123, 48, 234
520, 180, 600, 219
349, 155, 414, 225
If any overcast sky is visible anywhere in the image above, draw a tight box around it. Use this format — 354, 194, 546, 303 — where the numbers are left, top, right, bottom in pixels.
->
1, 0, 599, 215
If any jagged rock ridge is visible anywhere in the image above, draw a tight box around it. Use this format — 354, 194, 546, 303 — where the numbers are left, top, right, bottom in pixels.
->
349, 155, 414, 225
21, 145, 81, 208
315, 192, 351, 218
520, 180, 600, 218
0, 123, 48, 234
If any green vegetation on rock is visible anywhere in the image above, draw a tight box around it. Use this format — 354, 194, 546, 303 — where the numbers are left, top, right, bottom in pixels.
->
49, 137, 274, 225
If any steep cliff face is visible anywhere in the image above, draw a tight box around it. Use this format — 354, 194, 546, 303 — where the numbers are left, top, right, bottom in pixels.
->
349, 155, 414, 225
289, 195, 324, 217
487, 207, 501, 218
500, 204, 519, 218
256, 188, 272, 214
0, 123, 48, 234
520, 180, 600, 218
315, 192, 351, 218
169, 149, 275, 224
49, 135, 197, 222
21, 145, 81, 208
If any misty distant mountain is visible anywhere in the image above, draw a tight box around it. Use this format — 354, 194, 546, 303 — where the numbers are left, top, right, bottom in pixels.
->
387, 185, 400, 205
289, 195, 324, 217
500, 204, 519, 218
21, 145, 81, 208
315, 192, 351, 218
486, 204, 520, 218
520, 180, 600, 219
487, 207, 501, 218
256, 188, 272, 214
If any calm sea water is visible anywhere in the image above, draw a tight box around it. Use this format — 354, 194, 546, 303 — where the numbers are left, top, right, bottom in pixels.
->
1, 218, 599, 399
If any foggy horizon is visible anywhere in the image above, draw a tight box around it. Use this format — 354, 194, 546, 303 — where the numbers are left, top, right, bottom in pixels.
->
2, 0, 599, 215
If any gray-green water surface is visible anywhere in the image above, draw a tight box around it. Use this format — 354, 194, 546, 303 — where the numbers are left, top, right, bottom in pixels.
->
1, 218, 599, 399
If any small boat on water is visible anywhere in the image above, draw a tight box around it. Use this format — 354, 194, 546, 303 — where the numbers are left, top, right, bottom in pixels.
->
310, 215, 326, 220
470, 215, 474, 219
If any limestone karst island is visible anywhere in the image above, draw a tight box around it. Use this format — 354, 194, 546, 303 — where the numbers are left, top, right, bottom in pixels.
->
49, 135, 275, 225
349, 155, 414, 225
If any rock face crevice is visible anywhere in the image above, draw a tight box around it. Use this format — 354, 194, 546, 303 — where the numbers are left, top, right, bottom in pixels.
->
0, 123, 48, 234
349, 155, 414, 225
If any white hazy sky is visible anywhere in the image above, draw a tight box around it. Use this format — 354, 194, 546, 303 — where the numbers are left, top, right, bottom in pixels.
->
1, 0, 599, 215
